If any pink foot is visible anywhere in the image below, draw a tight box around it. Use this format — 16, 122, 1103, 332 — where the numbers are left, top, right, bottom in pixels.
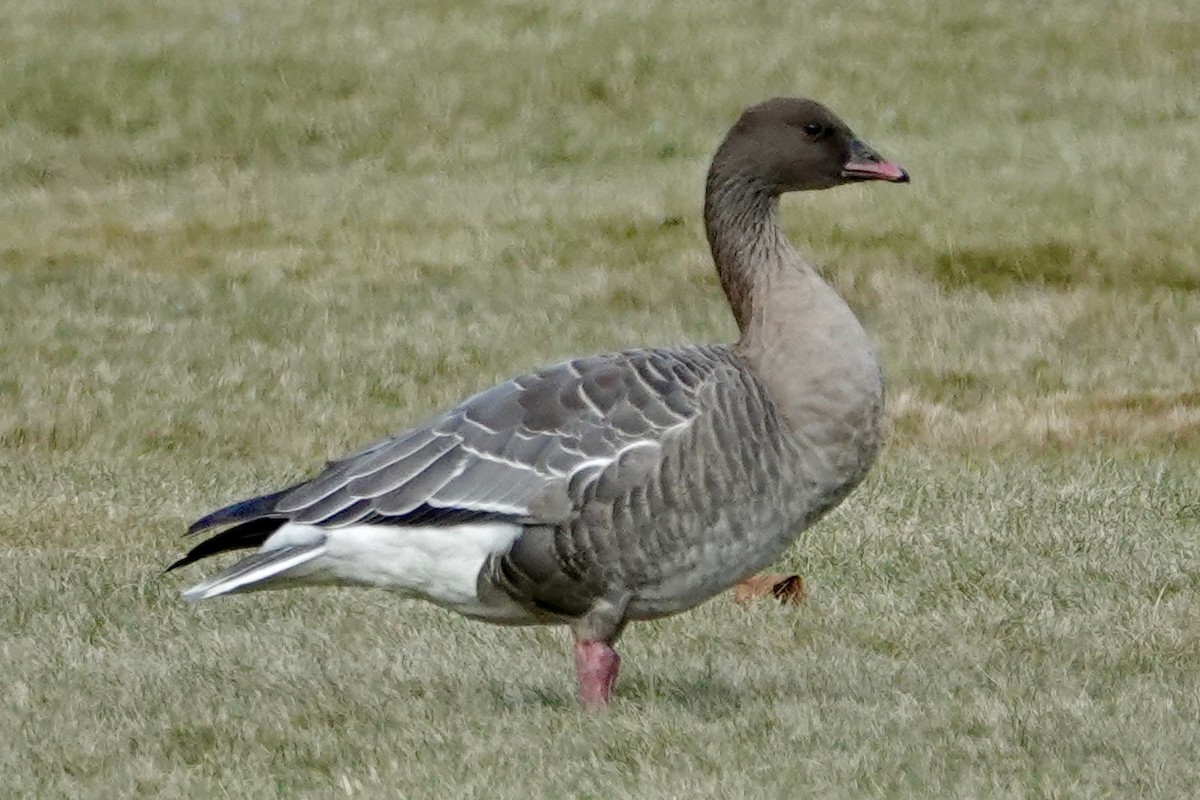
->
574, 640, 621, 711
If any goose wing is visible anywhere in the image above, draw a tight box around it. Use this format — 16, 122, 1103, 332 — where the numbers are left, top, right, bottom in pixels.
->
192, 346, 730, 535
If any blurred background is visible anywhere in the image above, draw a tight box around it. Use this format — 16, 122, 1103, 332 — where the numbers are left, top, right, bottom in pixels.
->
2, 0, 1198, 796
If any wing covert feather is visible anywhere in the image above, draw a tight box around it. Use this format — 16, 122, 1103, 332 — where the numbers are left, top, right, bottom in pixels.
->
276, 346, 736, 527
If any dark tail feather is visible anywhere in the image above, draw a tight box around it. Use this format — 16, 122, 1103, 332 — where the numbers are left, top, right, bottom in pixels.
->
187, 486, 299, 535
167, 517, 287, 572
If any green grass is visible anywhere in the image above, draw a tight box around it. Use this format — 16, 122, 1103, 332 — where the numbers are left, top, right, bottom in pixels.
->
2, 0, 1199, 796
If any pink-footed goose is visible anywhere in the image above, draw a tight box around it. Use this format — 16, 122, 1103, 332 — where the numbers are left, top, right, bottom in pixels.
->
170, 97, 908, 710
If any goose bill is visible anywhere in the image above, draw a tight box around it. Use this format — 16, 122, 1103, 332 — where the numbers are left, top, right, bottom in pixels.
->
841, 159, 909, 182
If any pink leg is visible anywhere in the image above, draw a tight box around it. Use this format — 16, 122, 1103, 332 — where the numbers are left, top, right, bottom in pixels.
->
574, 640, 621, 711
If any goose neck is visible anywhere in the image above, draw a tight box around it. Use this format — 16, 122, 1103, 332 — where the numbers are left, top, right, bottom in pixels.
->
703, 172, 807, 339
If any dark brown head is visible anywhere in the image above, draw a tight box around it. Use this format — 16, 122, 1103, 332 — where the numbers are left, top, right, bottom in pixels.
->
712, 97, 909, 193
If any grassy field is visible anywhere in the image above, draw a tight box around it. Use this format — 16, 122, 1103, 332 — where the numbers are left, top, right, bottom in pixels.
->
3, 0, 1199, 796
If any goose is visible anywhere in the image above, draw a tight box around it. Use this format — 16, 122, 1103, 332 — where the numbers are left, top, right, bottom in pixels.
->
169, 97, 908, 710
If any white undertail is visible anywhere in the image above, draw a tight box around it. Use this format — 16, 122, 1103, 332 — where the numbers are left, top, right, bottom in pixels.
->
183, 521, 529, 621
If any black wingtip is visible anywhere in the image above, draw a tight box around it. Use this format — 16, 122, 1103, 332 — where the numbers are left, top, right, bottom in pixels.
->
187, 487, 295, 535
170, 517, 288, 572
164, 554, 192, 573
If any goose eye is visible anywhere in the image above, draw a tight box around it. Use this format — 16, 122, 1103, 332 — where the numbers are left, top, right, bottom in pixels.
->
802, 122, 825, 139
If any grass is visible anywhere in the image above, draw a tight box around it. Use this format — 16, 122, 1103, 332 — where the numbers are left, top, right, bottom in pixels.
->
2, 0, 1199, 796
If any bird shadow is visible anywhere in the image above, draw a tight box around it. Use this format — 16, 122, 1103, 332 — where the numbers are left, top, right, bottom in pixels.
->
488, 670, 780, 719
621, 672, 751, 719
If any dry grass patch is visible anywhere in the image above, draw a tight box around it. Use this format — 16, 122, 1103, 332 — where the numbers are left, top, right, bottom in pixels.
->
2, 0, 1200, 796
890, 389, 1200, 453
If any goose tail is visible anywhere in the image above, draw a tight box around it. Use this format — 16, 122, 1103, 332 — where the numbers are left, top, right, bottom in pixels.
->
181, 540, 328, 601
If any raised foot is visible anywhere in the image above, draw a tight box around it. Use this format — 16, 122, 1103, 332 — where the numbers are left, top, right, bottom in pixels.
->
574, 640, 621, 711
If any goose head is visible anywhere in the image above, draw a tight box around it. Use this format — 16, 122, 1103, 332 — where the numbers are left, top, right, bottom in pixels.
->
712, 97, 909, 193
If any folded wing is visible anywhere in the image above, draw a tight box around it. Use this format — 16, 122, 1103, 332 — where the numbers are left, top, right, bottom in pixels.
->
190, 346, 729, 539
